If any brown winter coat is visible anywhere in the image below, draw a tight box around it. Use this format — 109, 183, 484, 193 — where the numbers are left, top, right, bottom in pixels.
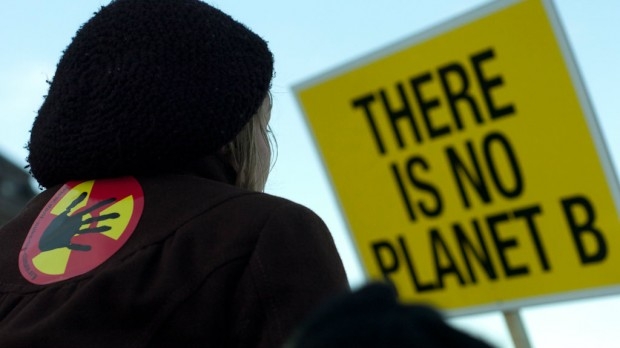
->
0, 157, 349, 347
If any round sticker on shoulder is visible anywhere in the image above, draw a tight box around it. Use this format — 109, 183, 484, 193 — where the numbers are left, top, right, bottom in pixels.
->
19, 177, 144, 285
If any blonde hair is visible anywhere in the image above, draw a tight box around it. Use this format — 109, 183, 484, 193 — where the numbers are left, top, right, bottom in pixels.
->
223, 96, 274, 192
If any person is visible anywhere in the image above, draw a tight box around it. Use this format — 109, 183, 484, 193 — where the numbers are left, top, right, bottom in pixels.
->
285, 283, 494, 348
0, 0, 349, 347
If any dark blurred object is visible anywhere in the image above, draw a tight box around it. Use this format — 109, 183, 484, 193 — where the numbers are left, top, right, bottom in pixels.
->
0, 154, 36, 226
285, 283, 494, 348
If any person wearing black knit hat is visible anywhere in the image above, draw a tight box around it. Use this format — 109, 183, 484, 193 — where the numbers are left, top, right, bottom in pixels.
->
0, 1, 349, 347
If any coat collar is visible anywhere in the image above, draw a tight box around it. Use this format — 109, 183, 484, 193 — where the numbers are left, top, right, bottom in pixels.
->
188, 154, 237, 186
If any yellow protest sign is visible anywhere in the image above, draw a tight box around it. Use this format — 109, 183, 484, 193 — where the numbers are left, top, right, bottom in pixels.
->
294, 0, 620, 314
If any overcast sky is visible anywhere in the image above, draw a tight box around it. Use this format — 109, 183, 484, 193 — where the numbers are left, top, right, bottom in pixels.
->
1, 1, 620, 347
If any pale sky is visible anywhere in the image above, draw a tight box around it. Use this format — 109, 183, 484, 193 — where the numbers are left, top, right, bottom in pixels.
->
1, 1, 620, 347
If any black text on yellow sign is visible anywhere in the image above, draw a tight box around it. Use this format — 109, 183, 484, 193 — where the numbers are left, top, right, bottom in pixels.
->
351, 47, 608, 291
295, 0, 620, 313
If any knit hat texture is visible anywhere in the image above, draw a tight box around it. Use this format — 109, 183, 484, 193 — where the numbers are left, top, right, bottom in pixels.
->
28, 0, 274, 188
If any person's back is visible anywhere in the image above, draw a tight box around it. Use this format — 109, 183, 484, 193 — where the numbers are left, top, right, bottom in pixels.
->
0, 170, 347, 347
0, 1, 349, 346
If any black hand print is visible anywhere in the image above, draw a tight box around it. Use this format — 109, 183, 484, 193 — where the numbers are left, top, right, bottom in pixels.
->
39, 192, 120, 252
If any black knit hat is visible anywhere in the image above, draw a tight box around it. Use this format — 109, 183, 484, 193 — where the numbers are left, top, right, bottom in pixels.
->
28, 0, 274, 188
